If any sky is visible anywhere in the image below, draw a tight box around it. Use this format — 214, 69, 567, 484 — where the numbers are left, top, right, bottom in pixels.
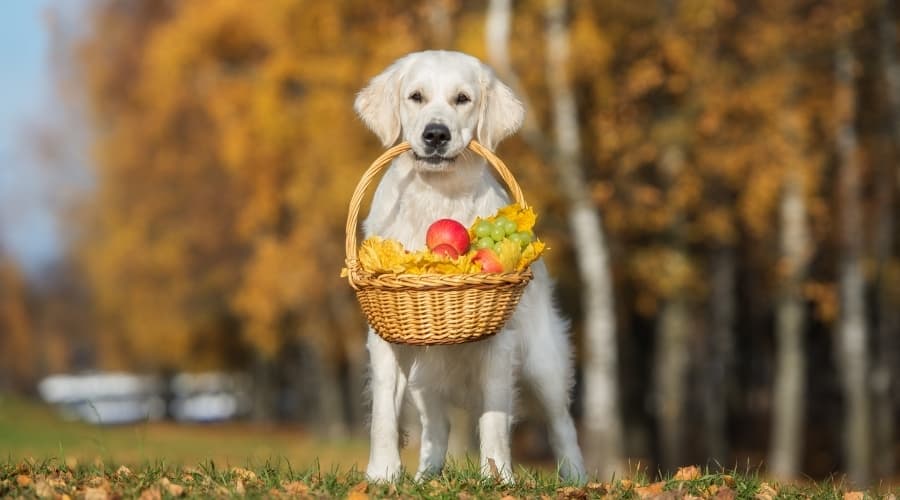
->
0, 0, 67, 274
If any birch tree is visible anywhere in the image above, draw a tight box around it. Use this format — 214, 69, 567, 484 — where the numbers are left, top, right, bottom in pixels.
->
873, 0, 899, 479
768, 3, 812, 479
834, 24, 872, 488
769, 108, 811, 480
545, 0, 624, 479
485, 0, 624, 479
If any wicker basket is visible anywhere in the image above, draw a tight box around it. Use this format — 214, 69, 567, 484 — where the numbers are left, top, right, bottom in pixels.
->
344, 140, 534, 345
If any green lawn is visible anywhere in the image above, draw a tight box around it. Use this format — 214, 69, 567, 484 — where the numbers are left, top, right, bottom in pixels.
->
2, 395, 897, 498
0, 394, 381, 470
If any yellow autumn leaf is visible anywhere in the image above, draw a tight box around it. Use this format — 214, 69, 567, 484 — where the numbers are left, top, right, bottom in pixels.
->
496, 204, 537, 232
518, 240, 546, 271
495, 239, 522, 272
357, 237, 410, 274
357, 237, 482, 275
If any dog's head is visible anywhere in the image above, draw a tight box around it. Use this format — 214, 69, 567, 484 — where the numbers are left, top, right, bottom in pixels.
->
355, 50, 524, 170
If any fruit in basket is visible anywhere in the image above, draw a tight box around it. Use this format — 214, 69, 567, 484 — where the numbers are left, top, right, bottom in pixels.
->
509, 230, 534, 248
431, 243, 460, 259
426, 219, 470, 255
347, 204, 546, 277
473, 248, 504, 273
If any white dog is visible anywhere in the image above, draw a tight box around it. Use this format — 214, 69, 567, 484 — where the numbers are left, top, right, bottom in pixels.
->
354, 50, 586, 483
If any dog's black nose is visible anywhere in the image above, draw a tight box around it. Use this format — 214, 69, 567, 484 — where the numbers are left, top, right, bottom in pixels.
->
422, 123, 451, 148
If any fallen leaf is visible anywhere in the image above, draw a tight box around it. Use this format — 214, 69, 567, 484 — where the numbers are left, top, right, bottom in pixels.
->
586, 482, 607, 495
231, 467, 258, 483
115, 465, 133, 478
34, 480, 54, 498
487, 458, 501, 481
635, 481, 665, 498
843, 492, 864, 500
347, 491, 368, 500
282, 481, 310, 495
87, 476, 109, 488
673, 466, 701, 481
160, 477, 185, 497
138, 487, 161, 500
645, 492, 681, 500
721, 475, 736, 488
755, 482, 778, 500
716, 486, 737, 500
16, 475, 32, 488
60, 494, 72, 500
555, 485, 587, 499
619, 479, 634, 490
351, 481, 368, 493
84, 486, 109, 500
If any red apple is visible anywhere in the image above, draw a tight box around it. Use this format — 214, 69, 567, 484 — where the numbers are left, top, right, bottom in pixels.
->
431, 243, 460, 259
426, 219, 470, 254
473, 248, 504, 273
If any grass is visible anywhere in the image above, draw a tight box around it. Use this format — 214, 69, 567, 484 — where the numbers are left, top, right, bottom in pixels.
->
3, 460, 898, 499
0, 394, 385, 470
2, 395, 898, 498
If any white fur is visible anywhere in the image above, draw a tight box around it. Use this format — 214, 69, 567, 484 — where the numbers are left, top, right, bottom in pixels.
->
355, 50, 586, 483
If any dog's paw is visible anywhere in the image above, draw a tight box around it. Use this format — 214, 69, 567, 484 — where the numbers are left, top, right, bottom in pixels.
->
558, 459, 587, 485
413, 465, 444, 482
365, 461, 403, 483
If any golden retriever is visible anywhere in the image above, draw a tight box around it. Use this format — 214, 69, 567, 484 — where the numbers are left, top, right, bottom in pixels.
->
355, 50, 585, 483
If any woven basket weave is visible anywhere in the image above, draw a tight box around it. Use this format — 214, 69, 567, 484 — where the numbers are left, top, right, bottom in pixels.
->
344, 140, 533, 345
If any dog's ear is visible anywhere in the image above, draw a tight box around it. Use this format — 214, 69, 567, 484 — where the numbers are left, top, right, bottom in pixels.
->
355, 58, 408, 147
477, 66, 525, 150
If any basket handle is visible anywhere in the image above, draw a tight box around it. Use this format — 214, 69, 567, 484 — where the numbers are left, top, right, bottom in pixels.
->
345, 140, 528, 271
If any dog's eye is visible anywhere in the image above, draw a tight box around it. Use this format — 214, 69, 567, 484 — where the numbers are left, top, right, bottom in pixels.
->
409, 91, 423, 103
455, 93, 471, 105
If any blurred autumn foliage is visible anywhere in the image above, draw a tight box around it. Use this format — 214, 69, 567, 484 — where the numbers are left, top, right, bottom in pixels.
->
1, 0, 898, 485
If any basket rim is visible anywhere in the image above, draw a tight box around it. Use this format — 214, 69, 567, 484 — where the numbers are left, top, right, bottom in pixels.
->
346, 259, 532, 290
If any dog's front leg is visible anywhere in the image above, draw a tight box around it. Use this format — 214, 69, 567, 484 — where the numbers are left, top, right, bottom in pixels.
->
478, 340, 515, 483
366, 331, 408, 481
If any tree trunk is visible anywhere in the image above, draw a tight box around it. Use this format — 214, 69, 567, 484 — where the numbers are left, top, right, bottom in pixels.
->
769, 161, 810, 479
485, 0, 625, 478
704, 246, 736, 465
485, 0, 543, 146
654, 294, 691, 472
327, 291, 367, 433
874, 0, 899, 479
834, 37, 872, 488
652, 144, 692, 473
251, 353, 278, 421
426, 0, 452, 49
307, 336, 350, 438
544, 0, 625, 479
